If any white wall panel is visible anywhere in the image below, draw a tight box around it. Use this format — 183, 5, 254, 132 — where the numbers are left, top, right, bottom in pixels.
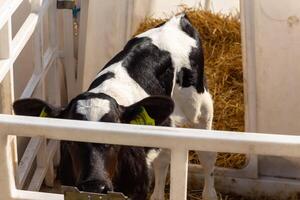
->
241, 0, 300, 178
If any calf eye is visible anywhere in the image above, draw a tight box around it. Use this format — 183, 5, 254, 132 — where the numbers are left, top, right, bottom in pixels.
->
100, 113, 117, 123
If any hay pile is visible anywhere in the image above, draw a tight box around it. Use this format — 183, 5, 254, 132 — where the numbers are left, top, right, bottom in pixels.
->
135, 8, 246, 169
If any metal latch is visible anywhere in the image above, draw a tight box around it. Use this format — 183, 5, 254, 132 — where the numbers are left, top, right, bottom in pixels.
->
57, 0, 75, 9
57, 0, 80, 17
63, 186, 129, 200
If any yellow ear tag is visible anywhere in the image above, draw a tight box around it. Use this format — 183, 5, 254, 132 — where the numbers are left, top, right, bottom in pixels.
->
130, 107, 155, 126
39, 107, 48, 118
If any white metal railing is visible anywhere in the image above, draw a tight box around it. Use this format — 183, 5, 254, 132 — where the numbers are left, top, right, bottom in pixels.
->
1, 0, 300, 199
1, 114, 300, 200
0, 0, 76, 195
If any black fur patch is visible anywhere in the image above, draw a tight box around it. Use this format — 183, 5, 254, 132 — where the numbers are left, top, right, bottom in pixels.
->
176, 46, 206, 93
113, 146, 150, 200
97, 37, 174, 96
176, 67, 196, 88
122, 37, 174, 96
59, 141, 76, 186
101, 37, 150, 70
177, 15, 207, 93
180, 14, 196, 39
60, 142, 114, 193
180, 14, 202, 46
189, 47, 206, 93
176, 48, 206, 93
160, 117, 172, 126
88, 72, 115, 91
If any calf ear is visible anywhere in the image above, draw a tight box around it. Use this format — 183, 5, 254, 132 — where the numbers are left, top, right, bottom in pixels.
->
13, 98, 62, 117
122, 96, 174, 125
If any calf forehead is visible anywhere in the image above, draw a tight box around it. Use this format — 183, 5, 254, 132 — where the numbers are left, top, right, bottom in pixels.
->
76, 98, 111, 121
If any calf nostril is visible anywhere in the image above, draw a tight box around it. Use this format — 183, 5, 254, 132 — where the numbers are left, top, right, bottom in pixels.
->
100, 185, 105, 191
99, 185, 110, 194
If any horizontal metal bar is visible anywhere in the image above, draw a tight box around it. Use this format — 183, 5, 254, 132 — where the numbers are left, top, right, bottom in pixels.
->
12, 189, 63, 200
0, 114, 300, 158
188, 172, 300, 199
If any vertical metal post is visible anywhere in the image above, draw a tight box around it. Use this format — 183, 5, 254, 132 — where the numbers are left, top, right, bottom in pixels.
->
0, 134, 15, 200
0, 19, 13, 108
0, 74, 13, 113
31, 0, 45, 99
48, 1, 61, 185
170, 148, 189, 200
204, 0, 211, 11
0, 16, 16, 200
240, 0, 259, 178
47, 0, 60, 104
49, 0, 58, 52
62, 9, 76, 101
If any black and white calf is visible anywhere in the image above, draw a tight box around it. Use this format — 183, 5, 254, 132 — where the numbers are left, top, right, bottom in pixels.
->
13, 14, 216, 200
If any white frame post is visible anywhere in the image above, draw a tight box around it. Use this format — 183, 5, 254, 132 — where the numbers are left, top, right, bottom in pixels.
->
0, 12, 15, 200
170, 149, 189, 200
62, 8, 76, 101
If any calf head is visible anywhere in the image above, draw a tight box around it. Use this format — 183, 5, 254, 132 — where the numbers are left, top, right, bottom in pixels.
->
61, 141, 118, 193
13, 92, 174, 124
13, 92, 174, 194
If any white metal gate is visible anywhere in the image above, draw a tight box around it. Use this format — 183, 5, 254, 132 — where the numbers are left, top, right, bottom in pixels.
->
0, 0, 76, 194
1, 0, 300, 200
1, 116, 300, 200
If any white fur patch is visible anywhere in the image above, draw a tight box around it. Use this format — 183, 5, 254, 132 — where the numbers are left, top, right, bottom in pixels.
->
137, 16, 197, 70
76, 98, 111, 121
146, 149, 161, 167
171, 86, 213, 129
90, 62, 149, 106
137, 15, 197, 95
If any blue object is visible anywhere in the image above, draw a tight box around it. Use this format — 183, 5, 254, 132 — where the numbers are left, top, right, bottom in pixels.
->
72, 6, 80, 18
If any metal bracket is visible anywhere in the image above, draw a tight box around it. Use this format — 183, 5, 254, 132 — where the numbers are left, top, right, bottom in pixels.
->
57, 0, 75, 9
63, 186, 129, 200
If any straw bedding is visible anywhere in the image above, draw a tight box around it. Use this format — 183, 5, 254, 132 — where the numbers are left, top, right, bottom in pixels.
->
134, 8, 246, 169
